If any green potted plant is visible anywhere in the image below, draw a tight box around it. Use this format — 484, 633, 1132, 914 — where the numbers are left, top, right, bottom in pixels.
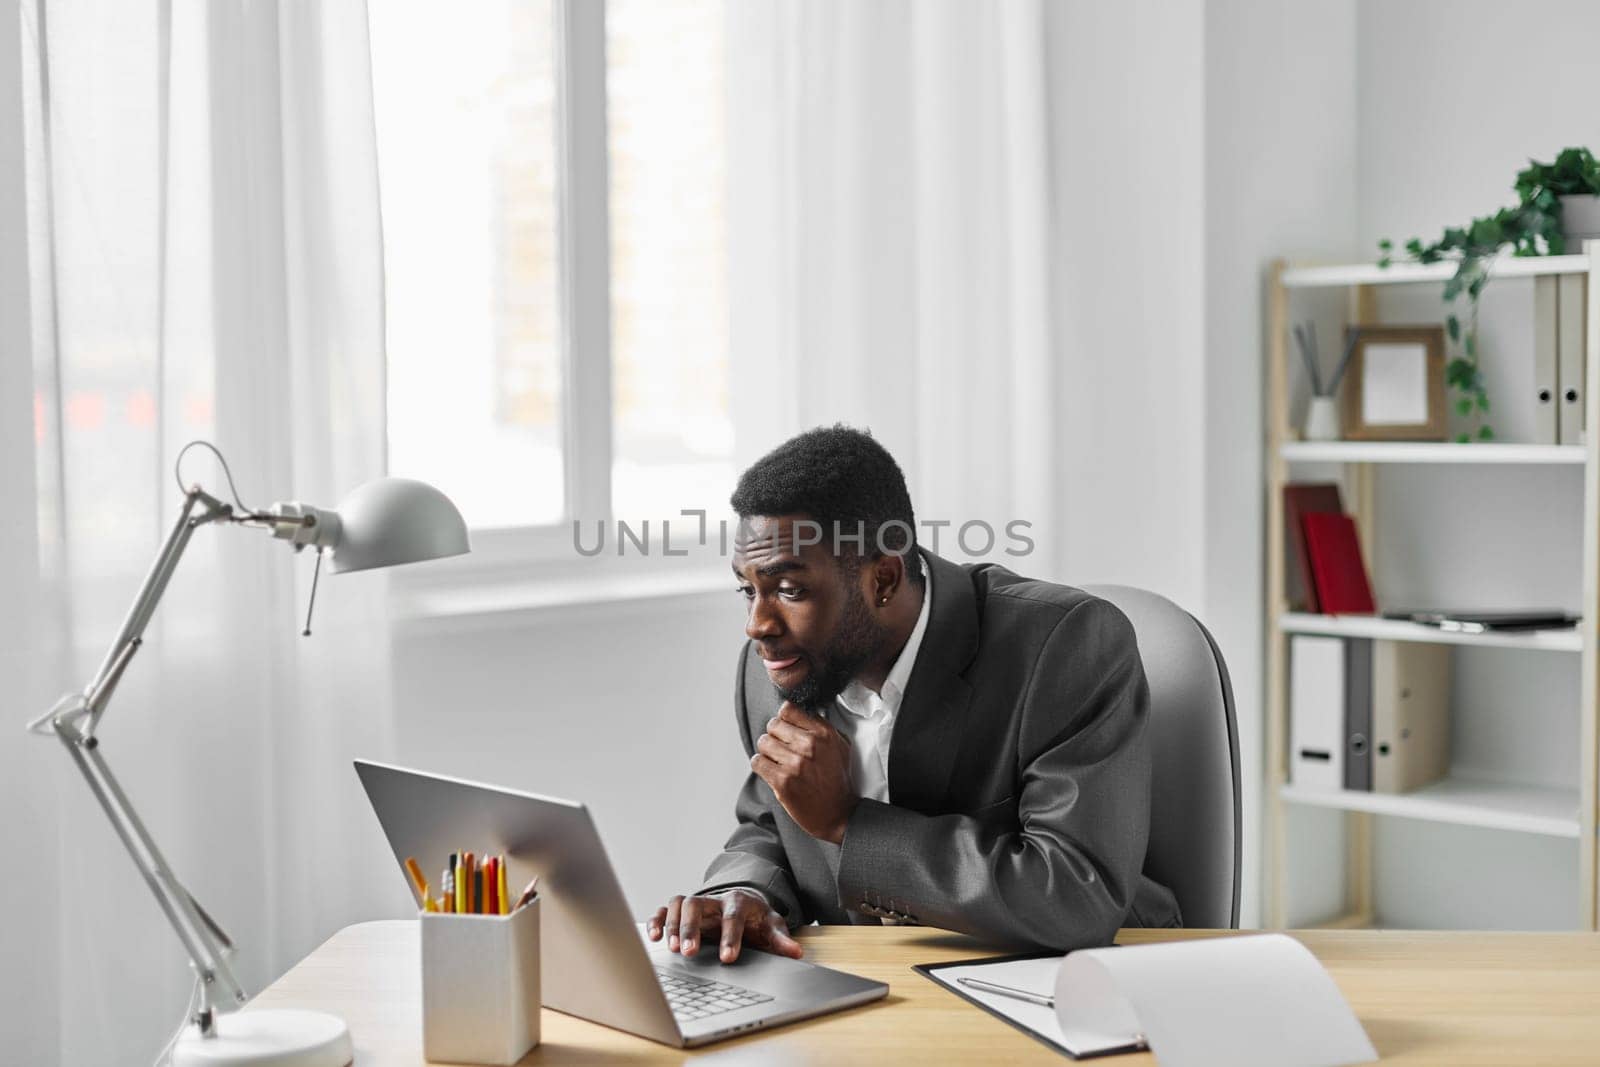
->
1379, 147, 1600, 441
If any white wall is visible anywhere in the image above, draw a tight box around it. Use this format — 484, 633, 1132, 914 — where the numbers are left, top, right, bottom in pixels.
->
1046, 0, 1207, 607
1353, 0, 1598, 929
1203, 0, 1359, 927
390, 591, 749, 916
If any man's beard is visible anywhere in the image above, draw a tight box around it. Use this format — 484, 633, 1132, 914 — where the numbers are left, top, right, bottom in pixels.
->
777, 589, 888, 712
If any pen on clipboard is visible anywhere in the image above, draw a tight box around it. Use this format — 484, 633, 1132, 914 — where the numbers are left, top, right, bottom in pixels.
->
956, 976, 1055, 1008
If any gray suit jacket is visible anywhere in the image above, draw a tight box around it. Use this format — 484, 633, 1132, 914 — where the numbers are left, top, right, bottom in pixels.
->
697, 549, 1181, 950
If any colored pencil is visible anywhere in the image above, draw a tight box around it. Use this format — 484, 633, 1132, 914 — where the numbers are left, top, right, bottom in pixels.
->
404, 857, 430, 909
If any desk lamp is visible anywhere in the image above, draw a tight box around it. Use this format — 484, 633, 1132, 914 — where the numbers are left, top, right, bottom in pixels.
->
26, 441, 469, 1067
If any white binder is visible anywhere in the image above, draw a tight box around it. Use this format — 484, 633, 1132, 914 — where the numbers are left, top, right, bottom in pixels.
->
1558, 273, 1586, 446
1290, 635, 1346, 791
1534, 276, 1558, 444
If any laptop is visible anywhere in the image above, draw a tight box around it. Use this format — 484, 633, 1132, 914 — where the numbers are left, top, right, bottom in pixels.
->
354, 760, 888, 1047
1382, 608, 1580, 633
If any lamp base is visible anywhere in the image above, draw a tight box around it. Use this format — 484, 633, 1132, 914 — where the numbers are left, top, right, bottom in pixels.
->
171, 1009, 352, 1067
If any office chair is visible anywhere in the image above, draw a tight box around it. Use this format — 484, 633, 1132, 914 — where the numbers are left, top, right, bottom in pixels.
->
1083, 585, 1241, 929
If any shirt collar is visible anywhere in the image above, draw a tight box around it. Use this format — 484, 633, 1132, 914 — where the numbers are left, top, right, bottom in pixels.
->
836, 560, 933, 719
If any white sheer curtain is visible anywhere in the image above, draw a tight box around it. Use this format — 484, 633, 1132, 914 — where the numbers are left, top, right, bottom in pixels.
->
726, 0, 1209, 595
727, 0, 1061, 574
7, 1, 409, 1062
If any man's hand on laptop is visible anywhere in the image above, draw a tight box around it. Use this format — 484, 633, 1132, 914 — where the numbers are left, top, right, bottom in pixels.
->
648, 888, 803, 964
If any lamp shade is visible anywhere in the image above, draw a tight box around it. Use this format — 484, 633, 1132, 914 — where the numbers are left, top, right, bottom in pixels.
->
326, 477, 470, 574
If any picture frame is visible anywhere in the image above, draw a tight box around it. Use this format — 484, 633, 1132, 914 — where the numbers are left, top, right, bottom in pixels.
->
1338, 325, 1447, 441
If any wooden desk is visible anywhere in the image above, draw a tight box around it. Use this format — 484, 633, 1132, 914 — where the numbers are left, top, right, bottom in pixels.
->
252, 922, 1600, 1064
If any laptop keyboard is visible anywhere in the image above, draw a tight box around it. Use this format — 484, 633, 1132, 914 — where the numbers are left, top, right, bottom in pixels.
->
655, 968, 774, 1021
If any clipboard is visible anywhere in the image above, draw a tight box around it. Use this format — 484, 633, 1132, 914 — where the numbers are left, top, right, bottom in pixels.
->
913, 953, 1147, 1060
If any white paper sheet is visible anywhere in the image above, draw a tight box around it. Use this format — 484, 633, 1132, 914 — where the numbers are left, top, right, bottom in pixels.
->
1056, 934, 1376, 1067
922, 956, 1142, 1057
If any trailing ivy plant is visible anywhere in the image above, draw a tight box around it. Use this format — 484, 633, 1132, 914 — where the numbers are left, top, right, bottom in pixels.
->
1379, 147, 1600, 442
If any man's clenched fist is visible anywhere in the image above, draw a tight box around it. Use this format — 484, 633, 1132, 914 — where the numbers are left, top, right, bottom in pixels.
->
752, 702, 858, 845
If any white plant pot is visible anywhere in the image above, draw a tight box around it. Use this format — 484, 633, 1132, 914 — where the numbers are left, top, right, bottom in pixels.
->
1560, 194, 1600, 253
1303, 395, 1340, 441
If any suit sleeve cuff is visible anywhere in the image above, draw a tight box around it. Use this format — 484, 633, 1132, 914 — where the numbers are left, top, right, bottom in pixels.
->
704, 885, 771, 909
695, 872, 800, 927
836, 799, 927, 922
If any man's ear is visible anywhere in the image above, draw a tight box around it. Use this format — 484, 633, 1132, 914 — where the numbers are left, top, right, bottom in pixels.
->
870, 552, 905, 606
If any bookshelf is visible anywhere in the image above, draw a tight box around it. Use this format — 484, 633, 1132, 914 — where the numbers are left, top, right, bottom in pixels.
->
1264, 250, 1600, 931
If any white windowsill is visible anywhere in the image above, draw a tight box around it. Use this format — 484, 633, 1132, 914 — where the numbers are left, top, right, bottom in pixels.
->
389, 558, 736, 633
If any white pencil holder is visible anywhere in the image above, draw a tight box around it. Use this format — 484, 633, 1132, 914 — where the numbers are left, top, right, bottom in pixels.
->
420, 898, 541, 1065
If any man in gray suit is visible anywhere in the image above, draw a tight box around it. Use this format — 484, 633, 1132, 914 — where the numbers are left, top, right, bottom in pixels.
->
647, 426, 1180, 964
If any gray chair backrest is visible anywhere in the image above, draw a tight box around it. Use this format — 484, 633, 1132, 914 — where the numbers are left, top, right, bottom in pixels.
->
1083, 584, 1241, 929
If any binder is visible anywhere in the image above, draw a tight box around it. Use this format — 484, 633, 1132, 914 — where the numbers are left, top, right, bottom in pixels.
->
1290, 636, 1346, 791
1372, 641, 1451, 794
1343, 638, 1373, 792
1283, 484, 1345, 613
1301, 512, 1377, 615
1534, 276, 1558, 444
1557, 274, 1586, 446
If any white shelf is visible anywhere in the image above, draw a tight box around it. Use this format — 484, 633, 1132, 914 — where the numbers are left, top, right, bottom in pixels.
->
1279, 613, 1583, 652
1280, 777, 1580, 839
1281, 441, 1586, 465
1281, 254, 1589, 289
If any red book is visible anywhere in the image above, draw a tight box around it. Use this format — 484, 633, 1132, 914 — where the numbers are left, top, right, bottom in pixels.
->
1283, 484, 1345, 612
1301, 512, 1377, 614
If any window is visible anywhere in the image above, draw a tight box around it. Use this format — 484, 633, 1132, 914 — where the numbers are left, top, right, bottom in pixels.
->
371, 0, 732, 536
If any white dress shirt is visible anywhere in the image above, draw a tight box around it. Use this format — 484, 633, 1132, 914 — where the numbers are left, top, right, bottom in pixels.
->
831, 563, 932, 804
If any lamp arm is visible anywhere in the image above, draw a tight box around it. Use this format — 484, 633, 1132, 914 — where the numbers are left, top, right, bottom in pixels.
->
30, 484, 255, 1034
82, 486, 232, 735
55, 724, 249, 1024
